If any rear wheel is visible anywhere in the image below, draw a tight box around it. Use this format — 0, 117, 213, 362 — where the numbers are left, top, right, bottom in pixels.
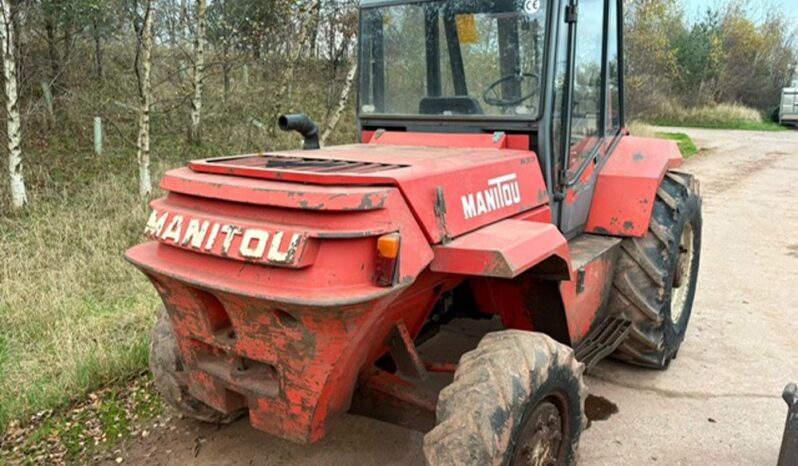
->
610, 172, 702, 369
424, 331, 586, 466
150, 306, 243, 424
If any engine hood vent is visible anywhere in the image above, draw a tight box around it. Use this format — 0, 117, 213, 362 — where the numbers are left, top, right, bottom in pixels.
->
239, 154, 407, 174
185, 137, 551, 244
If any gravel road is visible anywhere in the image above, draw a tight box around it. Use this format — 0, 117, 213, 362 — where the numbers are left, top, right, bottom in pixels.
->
108, 127, 798, 466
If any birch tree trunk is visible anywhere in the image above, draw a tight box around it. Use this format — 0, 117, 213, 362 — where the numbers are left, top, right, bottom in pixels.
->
270, 0, 321, 133
136, 1, 154, 198
321, 61, 357, 146
178, 0, 188, 38
0, 0, 26, 208
189, 0, 206, 144
92, 16, 103, 81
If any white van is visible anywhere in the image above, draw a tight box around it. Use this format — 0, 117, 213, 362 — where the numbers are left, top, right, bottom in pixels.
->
781, 88, 798, 125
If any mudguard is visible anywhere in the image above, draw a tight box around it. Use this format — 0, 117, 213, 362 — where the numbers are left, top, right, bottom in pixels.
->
586, 136, 684, 237
430, 219, 571, 279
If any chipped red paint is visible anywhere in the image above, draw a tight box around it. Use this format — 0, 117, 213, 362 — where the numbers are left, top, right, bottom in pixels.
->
188, 135, 549, 244
144, 199, 315, 268
559, 235, 621, 343
586, 136, 683, 237
125, 128, 694, 446
161, 168, 392, 211
430, 220, 570, 279
127, 246, 457, 442
125, 176, 452, 443
465, 234, 620, 345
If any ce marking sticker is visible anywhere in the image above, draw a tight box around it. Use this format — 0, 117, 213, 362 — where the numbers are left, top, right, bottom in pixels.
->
524, 0, 541, 14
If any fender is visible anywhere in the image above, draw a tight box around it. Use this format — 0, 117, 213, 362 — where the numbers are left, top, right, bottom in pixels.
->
586, 136, 684, 237
429, 219, 571, 279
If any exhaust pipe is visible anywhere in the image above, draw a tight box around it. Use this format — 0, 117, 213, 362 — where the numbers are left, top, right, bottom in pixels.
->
278, 113, 320, 150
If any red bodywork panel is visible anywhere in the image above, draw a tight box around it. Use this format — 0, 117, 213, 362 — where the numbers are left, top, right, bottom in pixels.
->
125, 131, 682, 444
127, 178, 447, 442
586, 136, 683, 237
467, 234, 620, 344
125, 131, 556, 443
189, 133, 549, 244
430, 219, 570, 279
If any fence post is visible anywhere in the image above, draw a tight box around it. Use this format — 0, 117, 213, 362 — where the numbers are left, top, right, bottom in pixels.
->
94, 117, 103, 155
243, 64, 250, 88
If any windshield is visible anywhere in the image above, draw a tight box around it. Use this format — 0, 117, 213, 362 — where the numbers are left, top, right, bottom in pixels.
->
359, 0, 549, 119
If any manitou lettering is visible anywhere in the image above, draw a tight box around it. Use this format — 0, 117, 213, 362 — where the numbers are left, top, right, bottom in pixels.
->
144, 210, 302, 264
461, 173, 522, 220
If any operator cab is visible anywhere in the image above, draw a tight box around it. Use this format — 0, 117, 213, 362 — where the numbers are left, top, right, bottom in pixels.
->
359, 0, 546, 119
357, 0, 625, 237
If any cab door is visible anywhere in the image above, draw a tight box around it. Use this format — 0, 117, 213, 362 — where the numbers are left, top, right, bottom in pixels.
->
553, 0, 624, 238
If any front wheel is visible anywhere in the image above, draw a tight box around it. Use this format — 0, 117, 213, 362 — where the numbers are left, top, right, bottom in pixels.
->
424, 331, 586, 466
610, 171, 702, 369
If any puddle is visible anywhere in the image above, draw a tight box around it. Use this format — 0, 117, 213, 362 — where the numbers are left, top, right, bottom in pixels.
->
585, 394, 619, 428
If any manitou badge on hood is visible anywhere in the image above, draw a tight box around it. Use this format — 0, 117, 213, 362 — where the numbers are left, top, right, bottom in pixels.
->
460, 173, 522, 220
144, 209, 305, 266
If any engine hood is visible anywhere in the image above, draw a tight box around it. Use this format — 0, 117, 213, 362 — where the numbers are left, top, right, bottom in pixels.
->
186, 132, 550, 243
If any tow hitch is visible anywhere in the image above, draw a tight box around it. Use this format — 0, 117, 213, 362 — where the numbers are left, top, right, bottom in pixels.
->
779, 383, 798, 466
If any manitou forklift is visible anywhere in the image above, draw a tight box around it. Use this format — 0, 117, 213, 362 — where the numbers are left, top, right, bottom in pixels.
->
126, 0, 703, 464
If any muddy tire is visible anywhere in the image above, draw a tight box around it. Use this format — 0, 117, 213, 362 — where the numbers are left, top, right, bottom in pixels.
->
610, 171, 702, 369
150, 307, 243, 424
424, 331, 586, 466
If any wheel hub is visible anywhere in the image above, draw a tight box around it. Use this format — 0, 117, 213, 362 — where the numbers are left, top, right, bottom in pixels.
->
512, 400, 565, 466
670, 223, 695, 323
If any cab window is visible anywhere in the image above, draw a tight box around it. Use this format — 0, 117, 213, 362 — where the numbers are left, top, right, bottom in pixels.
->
606, 0, 621, 136
566, 0, 605, 177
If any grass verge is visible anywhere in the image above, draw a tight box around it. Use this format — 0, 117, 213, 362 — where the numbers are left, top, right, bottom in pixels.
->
0, 58, 358, 436
0, 165, 161, 434
628, 122, 701, 159
650, 118, 786, 132
655, 132, 700, 158
650, 103, 787, 132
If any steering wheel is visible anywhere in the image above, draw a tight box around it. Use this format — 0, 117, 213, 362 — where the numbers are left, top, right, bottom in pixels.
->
483, 73, 541, 107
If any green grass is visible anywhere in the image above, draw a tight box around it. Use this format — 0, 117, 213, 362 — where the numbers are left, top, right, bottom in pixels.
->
1, 374, 163, 464
655, 132, 700, 158
650, 118, 786, 132
0, 162, 164, 432
0, 58, 359, 434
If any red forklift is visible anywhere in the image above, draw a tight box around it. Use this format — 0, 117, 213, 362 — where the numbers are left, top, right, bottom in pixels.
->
126, 0, 703, 463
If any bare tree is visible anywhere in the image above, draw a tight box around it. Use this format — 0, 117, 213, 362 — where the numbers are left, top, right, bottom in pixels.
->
189, 0, 206, 144
270, 0, 321, 130
1, 0, 26, 208
321, 60, 356, 146
134, 0, 154, 198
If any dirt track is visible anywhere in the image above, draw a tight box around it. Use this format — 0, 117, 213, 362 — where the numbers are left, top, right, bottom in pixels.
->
107, 127, 798, 466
